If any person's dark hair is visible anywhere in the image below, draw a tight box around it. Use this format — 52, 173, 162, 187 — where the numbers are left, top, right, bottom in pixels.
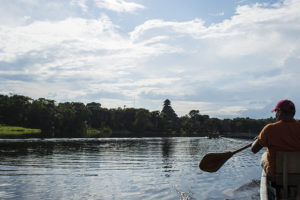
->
281, 110, 295, 117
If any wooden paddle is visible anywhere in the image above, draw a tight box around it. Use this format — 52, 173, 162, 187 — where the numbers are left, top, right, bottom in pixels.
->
199, 143, 252, 172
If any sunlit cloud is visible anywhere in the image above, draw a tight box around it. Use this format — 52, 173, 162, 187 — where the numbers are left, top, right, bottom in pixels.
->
70, 0, 88, 12
172, 101, 213, 117
214, 106, 248, 117
94, 0, 145, 13
0, 0, 300, 118
129, 19, 207, 42
209, 12, 225, 17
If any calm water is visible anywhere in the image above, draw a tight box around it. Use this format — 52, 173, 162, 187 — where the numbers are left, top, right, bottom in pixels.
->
0, 137, 264, 200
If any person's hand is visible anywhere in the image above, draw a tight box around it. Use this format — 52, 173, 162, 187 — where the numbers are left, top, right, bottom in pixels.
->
251, 139, 263, 154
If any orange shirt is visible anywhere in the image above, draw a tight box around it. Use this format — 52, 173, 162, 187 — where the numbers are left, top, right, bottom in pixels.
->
258, 119, 300, 177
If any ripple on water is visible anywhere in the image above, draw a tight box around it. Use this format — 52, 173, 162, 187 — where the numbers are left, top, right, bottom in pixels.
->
0, 137, 263, 200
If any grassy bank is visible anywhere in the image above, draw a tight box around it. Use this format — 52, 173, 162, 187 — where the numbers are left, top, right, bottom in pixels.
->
86, 127, 112, 138
0, 125, 41, 138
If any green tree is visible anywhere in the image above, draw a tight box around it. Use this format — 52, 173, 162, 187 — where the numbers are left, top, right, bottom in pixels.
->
0, 93, 277, 138
160, 99, 179, 135
189, 110, 200, 119
133, 109, 151, 135
71, 102, 90, 137
0, 94, 9, 124
149, 111, 160, 131
123, 108, 137, 132
161, 99, 178, 121
5, 95, 32, 126
56, 102, 89, 137
28, 98, 57, 137
86, 102, 102, 128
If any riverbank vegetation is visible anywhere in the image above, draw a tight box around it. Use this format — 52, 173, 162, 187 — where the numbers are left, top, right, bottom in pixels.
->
0, 94, 275, 138
0, 124, 41, 138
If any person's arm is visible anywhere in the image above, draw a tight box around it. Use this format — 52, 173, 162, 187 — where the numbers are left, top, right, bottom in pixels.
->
251, 139, 263, 154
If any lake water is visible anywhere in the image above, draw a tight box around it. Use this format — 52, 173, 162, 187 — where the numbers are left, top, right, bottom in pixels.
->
0, 137, 264, 200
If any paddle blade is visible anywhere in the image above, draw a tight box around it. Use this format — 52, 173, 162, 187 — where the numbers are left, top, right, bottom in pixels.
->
199, 152, 233, 172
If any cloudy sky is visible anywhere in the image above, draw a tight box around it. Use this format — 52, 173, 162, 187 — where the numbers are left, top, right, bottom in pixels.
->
0, 0, 300, 119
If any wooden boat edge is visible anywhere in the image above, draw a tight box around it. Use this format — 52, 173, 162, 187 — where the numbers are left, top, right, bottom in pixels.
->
260, 170, 269, 200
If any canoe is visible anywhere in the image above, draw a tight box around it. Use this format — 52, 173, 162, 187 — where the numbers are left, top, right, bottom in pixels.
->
260, 170, 268, 200
260, 170, 276, 200
260, 151, 300, 200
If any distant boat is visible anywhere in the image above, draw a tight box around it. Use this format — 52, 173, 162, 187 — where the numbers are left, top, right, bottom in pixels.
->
208, 131, 220, 139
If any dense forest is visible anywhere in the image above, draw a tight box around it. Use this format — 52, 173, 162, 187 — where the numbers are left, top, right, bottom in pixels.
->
0, 94, 275, 138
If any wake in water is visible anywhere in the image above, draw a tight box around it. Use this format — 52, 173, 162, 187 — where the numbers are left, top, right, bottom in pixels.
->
174, 186, 195, 200
224, 179, 260, 200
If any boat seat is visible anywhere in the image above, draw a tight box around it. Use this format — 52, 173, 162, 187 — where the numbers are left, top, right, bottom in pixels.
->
275, 152, 300, 200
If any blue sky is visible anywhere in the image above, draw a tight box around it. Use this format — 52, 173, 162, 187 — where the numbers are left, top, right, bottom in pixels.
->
0, 0, 300, 119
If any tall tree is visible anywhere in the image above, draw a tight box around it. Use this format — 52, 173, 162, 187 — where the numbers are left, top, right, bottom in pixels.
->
133, 109, 150, 135
86, 102, 102, 128
160, 99, 179, 135
6, 95, 32, 126
0, 95, 9, 124
161, 99, 178, 121
28, 98, 56, 137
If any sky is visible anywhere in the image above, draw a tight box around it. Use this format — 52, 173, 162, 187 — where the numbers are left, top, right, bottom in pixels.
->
0, 0, 300, 119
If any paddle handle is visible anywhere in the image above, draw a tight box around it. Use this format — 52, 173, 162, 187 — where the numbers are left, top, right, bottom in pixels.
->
232, 143, 252, 155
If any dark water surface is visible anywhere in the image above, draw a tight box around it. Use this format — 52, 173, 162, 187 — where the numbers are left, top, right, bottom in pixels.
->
0, 137, 264, 200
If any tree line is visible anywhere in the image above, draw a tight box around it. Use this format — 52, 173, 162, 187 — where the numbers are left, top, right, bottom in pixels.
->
0, 94, 275, 138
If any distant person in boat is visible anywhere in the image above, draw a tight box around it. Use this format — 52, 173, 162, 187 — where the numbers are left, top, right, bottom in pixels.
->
251, 99, 300, 180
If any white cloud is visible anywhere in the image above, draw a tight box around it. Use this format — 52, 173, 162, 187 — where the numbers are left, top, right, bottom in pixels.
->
18, 0, 39, 5
0, 14, 122, 62
172, 101, 213, 116
129, 19, 207, 42
1, 0, 300, 118
130, 0, 300, 63
70, 0, 88, 12
98, 98, 134, 108
94, 0, 145, 13
212, 106, 248, 117
0, 12, 183, 105
209, 12, 225, 17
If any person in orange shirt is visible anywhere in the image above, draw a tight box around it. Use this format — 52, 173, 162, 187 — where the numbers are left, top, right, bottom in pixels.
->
251, 99, 300, 179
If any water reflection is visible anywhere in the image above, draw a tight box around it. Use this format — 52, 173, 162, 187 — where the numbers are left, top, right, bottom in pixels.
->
161, 138, 175, 175
0, 137, 262, 200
